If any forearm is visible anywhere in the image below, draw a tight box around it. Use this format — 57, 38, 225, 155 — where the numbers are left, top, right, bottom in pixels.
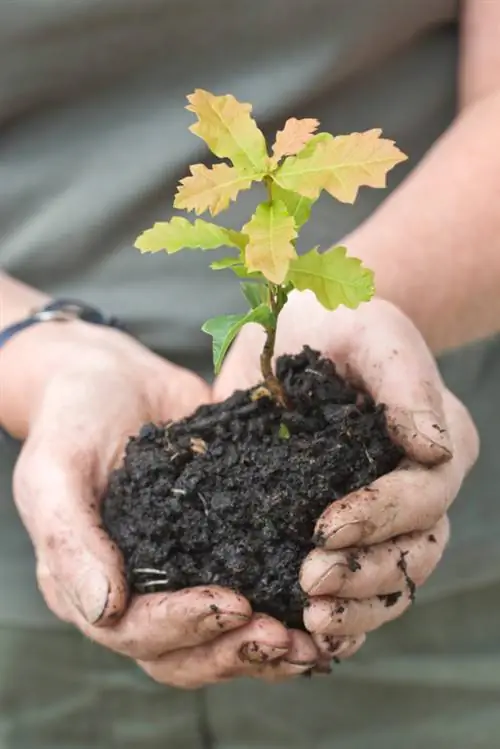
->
0, 272, 49, 327
344, 90, 500, 353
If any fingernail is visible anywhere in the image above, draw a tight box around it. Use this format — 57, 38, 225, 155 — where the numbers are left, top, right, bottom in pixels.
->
69, 569, 110, 625
302, 551, 346, 595
284, 658, 319, 673
316, 635, 350, 658
239, 641, 289, 664
390, 408, 452, 462
204, 611, 251, 633
320, 521, 365, 549
412, 412, 452, 459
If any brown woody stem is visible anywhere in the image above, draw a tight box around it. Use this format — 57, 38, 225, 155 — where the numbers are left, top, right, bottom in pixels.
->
259, 283, 288, 407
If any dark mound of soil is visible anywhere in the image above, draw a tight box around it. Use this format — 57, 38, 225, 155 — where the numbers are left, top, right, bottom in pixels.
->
102, 347, 402, 628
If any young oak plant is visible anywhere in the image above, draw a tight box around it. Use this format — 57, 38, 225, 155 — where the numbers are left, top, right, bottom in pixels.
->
135, 89, 407, 404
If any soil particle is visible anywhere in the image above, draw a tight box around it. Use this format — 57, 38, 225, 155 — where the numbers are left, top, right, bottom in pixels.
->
378, 592, 403, 608
102, 347, 403, 628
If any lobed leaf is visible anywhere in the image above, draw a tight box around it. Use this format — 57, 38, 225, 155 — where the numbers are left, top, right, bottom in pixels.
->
186, 89, 269, 175
135, 217, 246, 254
270, 183, 315, 229
271, 117, 320, 164
274, 129, 407, 203
174, 163, 254, 217
287, 245, 375, 310
202, 304, 275, 373
242, 201, 298, 284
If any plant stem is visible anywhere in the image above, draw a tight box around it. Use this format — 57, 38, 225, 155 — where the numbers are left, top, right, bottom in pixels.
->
258, 176, 291, 407
260, 283, 288, 407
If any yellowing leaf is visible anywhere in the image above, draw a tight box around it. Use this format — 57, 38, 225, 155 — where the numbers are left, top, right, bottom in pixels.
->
202, 305, 275, 373
186, 89, 269, 175
287, 246, 374, 310
271, 183, 315, 229
242, 201, 298, 284
274, 129, 407, 203
135, 217, 246, 254
174, 163, 254, 217
271, 117, 319, 164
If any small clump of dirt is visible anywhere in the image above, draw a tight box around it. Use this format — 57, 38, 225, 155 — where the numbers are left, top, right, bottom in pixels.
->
102, 347, 402, 628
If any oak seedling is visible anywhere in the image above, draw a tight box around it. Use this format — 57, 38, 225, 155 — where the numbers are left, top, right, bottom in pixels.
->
135, 89, 407, 403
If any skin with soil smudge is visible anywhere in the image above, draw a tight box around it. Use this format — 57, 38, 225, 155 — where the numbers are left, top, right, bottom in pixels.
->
102, 348, 403, 629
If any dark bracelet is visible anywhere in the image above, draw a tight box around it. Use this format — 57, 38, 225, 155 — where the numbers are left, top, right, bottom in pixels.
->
0, 298, 125, 350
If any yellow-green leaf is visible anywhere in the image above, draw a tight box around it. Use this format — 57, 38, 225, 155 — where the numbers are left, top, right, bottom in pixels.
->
287, 245, 375, 310
274, 129, 407, 203
202, 304, 275, 373
210, 256, 242, 270
271, 117, 319, 164
242, 201, 298, 284
186, 89, 269, 175
135, 217, 246, 254
174, 163, 254, 217
270, 183, 315, 229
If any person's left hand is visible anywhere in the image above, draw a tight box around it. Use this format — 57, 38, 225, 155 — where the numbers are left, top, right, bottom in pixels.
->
214, 292, 479, 659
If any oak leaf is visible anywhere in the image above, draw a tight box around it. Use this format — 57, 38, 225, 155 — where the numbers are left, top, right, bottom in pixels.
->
274, 129, 407, 203
186, 89, 269, 175
242, 201, 298, 284
270, 183, 315, 229
135, 217, 246, 254
287, 245, 374, 309
174, 163, 254, 216
202, 305, 275, 373
271, 117, 319, 164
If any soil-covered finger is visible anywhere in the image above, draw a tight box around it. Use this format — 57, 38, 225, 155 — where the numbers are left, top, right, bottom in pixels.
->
14, 451, 129, 627
313, 633, 366, 661
77, 586, 252, 660
252, 629, 320, 683
314, 456, 460, 550
302, 516, 449, 598
340, 301, 452, 465
304, 590, 412, 636
138, 614, 291, 689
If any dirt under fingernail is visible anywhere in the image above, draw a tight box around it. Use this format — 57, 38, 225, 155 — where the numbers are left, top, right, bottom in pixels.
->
239, 641, 289, 664
204, 611, 250, 632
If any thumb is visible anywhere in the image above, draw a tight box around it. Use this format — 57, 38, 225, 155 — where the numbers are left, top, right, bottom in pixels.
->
14, 439, 128, 628
338, 301, 454, 467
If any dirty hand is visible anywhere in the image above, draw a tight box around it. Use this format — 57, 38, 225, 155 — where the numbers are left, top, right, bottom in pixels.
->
1, 320, 317, 688
214, 293, 479, 654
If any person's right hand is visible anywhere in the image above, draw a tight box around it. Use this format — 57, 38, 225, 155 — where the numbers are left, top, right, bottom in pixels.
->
0, 319, 320, 688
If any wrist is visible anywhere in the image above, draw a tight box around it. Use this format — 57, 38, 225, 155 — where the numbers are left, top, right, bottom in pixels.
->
0, 317, 124, 439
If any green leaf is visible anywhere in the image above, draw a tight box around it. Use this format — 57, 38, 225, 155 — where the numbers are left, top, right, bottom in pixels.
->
240, 281, 266, 309
210, 256, 242, 270
287, 246, 375, 310
271, 183, 315, 229
229, 265, 264, 280
211, 259, 263, 279
135, 217, 247, 254
278, 422, 291, 440
202, 304, 275, 373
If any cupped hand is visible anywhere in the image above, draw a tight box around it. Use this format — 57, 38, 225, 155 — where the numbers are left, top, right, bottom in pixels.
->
214, 293, 479, 653
1, 320, 319, 687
